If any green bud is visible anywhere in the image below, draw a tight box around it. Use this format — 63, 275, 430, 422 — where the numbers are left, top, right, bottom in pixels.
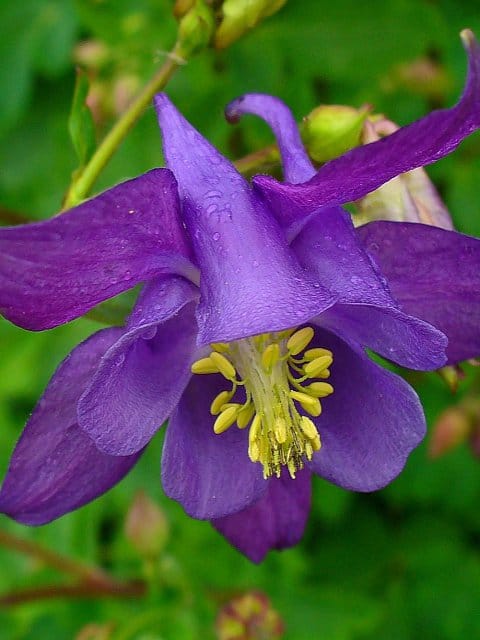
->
216, 591, 284, 639
300, 104, 368, 163
177, 0, 215, 57
215, 0, 287, 49
124, 491, 169, 559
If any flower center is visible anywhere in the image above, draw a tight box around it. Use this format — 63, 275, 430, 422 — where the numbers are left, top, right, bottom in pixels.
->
191, 327, 334, 479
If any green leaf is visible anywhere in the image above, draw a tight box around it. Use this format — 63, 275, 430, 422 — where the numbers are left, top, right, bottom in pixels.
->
68, 69, 97, 168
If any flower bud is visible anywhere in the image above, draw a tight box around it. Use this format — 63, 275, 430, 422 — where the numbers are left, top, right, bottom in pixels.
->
428, 406, 472, 458
216, 591, 284, 639
300, 105, 368, 163
177, 0, 215, 57
124, 491, 169, 558
215, 0, 287, 50
354, 117, 453, 229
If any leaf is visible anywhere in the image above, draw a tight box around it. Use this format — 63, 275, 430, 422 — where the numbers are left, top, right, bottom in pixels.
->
69, 69, 97, 168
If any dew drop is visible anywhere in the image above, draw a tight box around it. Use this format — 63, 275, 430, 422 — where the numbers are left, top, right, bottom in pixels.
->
212, 232, 221, 241
142, 327, 158, 340
252, 260, 259, 268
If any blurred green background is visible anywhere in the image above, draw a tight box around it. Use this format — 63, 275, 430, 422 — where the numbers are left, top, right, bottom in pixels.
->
1, 1, 480, 638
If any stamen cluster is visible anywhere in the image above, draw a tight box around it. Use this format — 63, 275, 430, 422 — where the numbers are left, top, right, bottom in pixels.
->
191, 327, 334, 479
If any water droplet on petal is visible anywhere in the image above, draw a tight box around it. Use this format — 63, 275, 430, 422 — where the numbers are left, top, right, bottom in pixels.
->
212, 232, 221, 241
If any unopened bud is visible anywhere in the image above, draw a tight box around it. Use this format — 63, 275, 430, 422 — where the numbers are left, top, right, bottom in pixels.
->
125, 491, 169, 558
428, 406, 471, 458
215, 0, 286, 49
354, 117, 453, 229
177, 0, 215, 57
300, 104, 368, 163
216, 591, 284, 639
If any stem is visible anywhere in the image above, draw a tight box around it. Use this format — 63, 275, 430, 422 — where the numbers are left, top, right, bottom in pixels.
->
0, 529, 113, 586
0, 580, 146, 607
64, 44, 186, 209
233, 143, 280, 176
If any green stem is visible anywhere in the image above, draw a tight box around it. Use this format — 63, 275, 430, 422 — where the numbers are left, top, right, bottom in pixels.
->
64, 44, 187, 209
0, 528, 109, 584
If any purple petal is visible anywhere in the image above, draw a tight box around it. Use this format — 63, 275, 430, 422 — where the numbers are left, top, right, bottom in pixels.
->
161, 373, 266, 520
254, 31, 480, 225
212, 468, 311, 563
226, 93, 315, 183
316, 305, 447, 370
78, 276, 199, 456
0, 329, 142, 525
291, 206, 393, 306
0, 169, 196, 331
154, 94, 336, 345
292, 207, 447, 369
307, 329, 426, 491
358, 221, 480, 364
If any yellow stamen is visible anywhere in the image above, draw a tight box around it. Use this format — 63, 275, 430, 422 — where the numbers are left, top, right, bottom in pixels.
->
290, 390, 322, 417
191, 325, 333, 480
210, 342, 230, 353
287, 327, 314, 355
210, 352, 236, 380
210, 390, 233, 415
213, 405, 240, 434
304, 347, 333, 361
304, 382, 334, 398
237, 403, 255, 428
304, 355, 333, 377
191, 356, 218, 375
261, 343, 280, 373
274, 418, 287, 444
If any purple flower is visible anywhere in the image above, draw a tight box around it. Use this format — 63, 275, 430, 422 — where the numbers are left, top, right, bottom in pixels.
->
1, 32, 480, 563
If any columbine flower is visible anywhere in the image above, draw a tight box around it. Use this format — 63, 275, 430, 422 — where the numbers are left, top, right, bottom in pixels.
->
0, 32, 480, 563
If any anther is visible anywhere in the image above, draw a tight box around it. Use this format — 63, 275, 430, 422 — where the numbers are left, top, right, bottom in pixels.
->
191, 357, 218, 375
210, 352, 236, 380
274, 418, 287, 444
300, 415, 319, 440
237, 403, 255, 429
261, 343, 280, 373
213, 405, 240, 434
304, 355, 333, 377
304, 347, 333, 361
210, 342, 230, 353
287, 327, 314, 355
210, 390, 233, 415
304, 382, 334, 398
290, 391, 322, 416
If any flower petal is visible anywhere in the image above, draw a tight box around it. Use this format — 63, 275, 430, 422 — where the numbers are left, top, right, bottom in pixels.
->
307, 329, 426, 491
161, 373, 266, 520
358, 220, 480, 363
154, 94, 336, 345
225, 93, 315, 183
316, 305, 447, 370
0, 328, 142, 525
0, 169, 196, 331
292, 207, 447, 369
254, 31, 480, 226
212, 468, 311, 563
78, 276, 199, 456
